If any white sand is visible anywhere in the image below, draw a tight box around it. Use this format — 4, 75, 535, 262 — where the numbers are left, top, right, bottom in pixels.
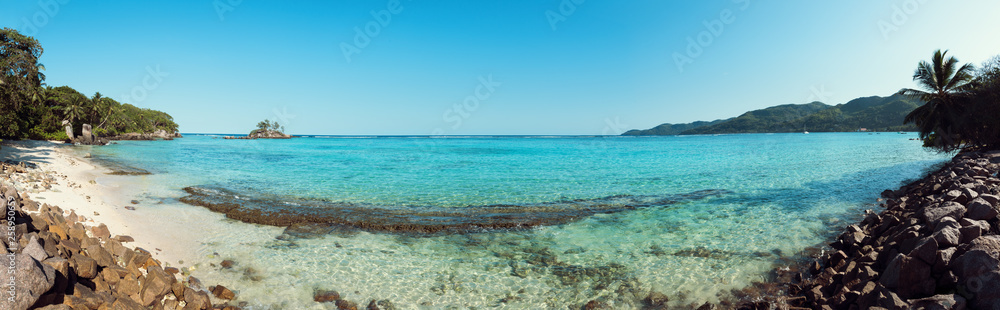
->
0, 140, 208, 266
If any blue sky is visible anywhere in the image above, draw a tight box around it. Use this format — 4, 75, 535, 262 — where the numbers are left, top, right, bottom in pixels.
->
3, 1, 1000, 135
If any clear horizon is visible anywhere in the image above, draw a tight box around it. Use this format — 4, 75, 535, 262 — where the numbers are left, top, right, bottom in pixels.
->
4, 1, 1000, 135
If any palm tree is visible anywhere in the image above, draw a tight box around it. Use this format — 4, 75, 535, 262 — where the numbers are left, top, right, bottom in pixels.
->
899, 49, 976, 151
62, 97, 85, 126
88, 92, 105, 124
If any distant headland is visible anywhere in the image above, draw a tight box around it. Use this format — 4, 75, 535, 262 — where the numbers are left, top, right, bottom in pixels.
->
623, 94, 921, 136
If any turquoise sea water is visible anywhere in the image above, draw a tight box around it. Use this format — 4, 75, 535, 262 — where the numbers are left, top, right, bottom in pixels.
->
81, 133, 948, 309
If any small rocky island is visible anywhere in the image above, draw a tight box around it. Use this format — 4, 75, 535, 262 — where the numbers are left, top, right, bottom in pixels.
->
224, 120, 291, 140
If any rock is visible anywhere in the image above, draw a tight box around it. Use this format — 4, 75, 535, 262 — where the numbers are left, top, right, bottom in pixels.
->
644, 291, 669, 309
118, 273, 141, 298
336, 299, 359, 310
879, 254, 934, 299
944, 190, 965, 203
932, 217, 962, 247
86, 244, 116, 268
951, 236, 1000, 309
966, 198, 999, 220
67, 227, 87, 242
71, 282, 105, 309
211, 285, 236, 300
908, 294, 967, 310
909, 237, 938, 265
112, 295, 146, 310
582, 300, 610, 309
961, 187, 979, 201
980, 194, 1000, 206
81, 124, 93, 144
42, 256, 71, 294
183, 287, 211, 310
24, 235, 48, 261
188, 276, 204, 289
37, 304, 72, 310
140, 266, 175, 306
960, 226, 982, 244
10, 254, 56, 310
113, 235, 135, 243
49, 224, 68, 240
64, 121, 74, 141
373, 300, 396, 310
934, 247, 957, 274
878, 291, 910, 309
220, 260, 235, 269
937, 271, 959, 288
71, 254, 99, 278
923, 201, 966, 224
105, 240, 129, 260
90, 224, 111, 241
314, 290, 341, 302
127, 248, 151, 270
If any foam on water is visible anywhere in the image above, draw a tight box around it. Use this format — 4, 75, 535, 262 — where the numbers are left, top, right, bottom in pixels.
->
79, 133, 949, 309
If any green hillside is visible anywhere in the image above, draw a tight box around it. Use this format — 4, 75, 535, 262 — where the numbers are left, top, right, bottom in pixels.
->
621, 119, 728, 136
624, 94, 920, 136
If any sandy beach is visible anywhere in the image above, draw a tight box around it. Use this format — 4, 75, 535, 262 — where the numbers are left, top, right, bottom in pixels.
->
2, 140, 260, 310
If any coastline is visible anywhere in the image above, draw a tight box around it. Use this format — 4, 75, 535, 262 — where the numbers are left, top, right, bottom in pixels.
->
4, 137, 976, 309
1, 141, 199, 266
742, 150, 1000, 309
1, 141, 243, 310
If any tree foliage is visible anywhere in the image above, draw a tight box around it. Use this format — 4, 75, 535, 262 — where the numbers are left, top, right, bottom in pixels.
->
0, 28, 178, 140
900, 50, 1000, 152
900, 50, 977, 151
0, 27, 44, 137
251, 119, 285, 136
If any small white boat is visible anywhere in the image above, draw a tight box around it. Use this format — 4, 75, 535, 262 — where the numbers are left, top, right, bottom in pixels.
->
803, 131, 809, 134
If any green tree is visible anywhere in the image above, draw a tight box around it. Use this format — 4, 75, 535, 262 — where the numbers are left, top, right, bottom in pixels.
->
61, 96, 85, 126
899, 49, 976, 151
960, 55, 1000, 150
0, 28, 45, 138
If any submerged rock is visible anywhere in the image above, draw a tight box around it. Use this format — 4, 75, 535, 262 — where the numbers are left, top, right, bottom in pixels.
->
314, 290, 341, 302
179, 185, 732, 235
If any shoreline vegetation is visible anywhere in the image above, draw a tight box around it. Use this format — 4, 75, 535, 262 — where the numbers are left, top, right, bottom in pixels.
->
0, 28, 180, 146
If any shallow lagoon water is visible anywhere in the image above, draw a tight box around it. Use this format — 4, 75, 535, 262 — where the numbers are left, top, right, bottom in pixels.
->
81, 133, 949, 309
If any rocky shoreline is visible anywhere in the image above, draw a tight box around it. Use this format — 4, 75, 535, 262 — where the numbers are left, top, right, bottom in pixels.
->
2, 149, 396, 310
740, 150, 1000, 310
2, 178, 246, 310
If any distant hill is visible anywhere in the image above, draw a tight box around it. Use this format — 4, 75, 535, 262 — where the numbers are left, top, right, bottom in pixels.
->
624, 94, 920, 136
621, 119, 728, 136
